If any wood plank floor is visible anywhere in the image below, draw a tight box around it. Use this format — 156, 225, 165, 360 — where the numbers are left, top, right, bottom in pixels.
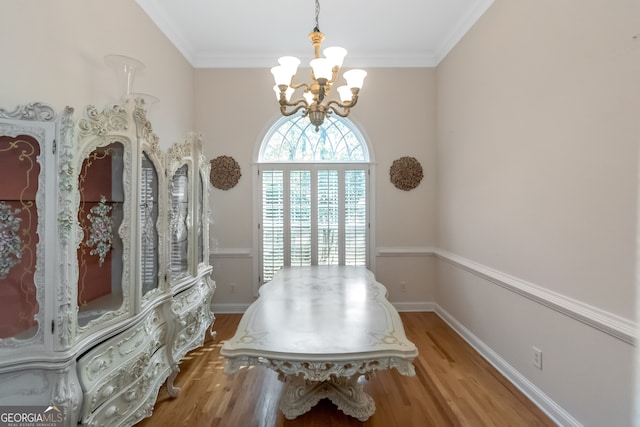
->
136, 312, 556, 427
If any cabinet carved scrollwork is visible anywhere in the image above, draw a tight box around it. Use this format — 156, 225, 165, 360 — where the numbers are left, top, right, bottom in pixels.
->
0, 100, 215, 427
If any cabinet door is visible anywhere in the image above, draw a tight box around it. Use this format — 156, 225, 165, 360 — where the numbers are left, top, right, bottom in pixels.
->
140, 151, 162, 303
0, 104, 54, 350
72, 103, 136, 338
0, 134, 41, 339
197, 172, 205, 266
196, 147, 212, 270
76, 142, 126, 327
133, 96, 167, 306
169, 163, 190, 282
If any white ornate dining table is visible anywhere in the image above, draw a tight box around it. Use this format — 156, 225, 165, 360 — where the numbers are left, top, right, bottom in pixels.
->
220, 265, 418, 421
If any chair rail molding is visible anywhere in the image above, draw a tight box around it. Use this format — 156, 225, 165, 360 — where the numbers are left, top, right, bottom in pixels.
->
209, 248, 253, 258
376, 246, 436, 257
215, 244, 635, 344
433, 248, 636, 345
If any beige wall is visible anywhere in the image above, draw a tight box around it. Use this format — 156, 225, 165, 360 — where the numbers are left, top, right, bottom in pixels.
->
436, 0, 639, 424
3, 1, 639, 423
1, 0, 194, 146
195, 68, 438, 307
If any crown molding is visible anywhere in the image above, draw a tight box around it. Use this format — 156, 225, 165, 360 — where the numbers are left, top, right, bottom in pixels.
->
136, 0, 494, 69
191, 52, 440, 69
135, 0, 197, 65
434, 0, 495, 64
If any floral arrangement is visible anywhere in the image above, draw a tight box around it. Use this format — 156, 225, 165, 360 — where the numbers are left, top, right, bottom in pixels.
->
0, 202, 22, 279
86, 195, 113, 266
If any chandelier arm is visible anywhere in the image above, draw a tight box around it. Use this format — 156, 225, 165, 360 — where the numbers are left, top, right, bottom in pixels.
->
326, 105, 350, 118
325, 95, 359, 113
289, 82, 309, 91
279, 97, 309, 109
280, 103, 308, 117
327, 67, 340, 85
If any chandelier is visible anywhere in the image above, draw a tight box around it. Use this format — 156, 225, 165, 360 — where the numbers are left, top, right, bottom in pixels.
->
271, 0, 367, 131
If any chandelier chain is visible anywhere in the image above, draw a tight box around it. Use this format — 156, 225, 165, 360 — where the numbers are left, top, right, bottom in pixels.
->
314, 0, 320, 32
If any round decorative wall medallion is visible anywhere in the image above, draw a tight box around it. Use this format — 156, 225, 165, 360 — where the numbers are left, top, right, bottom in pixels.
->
210, 155, 241, 190
389, 156, 423, 191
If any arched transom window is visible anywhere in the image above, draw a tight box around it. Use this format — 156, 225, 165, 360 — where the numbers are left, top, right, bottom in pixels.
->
258, 115, 371, 283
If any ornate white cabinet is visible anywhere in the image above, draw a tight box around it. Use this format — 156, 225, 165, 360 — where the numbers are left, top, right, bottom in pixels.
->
0, 101, 215, 427
0, 103, 83, 424
163, 135, 215, 396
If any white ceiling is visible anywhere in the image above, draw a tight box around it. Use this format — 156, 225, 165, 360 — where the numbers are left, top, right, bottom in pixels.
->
135, 0, 494, 68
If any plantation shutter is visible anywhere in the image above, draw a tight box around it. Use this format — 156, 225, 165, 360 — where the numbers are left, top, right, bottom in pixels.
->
261, 170, 285, 281
317, 169, 340, 265
345, 169, 367, 265
290, 170, 312, 266
260, 165, 368, 282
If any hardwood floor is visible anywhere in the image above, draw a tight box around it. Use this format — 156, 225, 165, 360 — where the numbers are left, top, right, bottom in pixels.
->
136, 312, 556, 427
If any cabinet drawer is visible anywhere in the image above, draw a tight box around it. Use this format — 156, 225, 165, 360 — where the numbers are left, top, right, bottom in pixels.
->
77, 309, 165, 418
81, 324, 166, 419
172, 302, 213, 360
77, 308, 164, 389
171, 278, 210, 316
83, 347, 171, 427
171, 279, 214, 359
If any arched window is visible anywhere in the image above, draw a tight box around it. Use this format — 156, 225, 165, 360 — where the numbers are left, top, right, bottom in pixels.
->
257, 114, 372, 283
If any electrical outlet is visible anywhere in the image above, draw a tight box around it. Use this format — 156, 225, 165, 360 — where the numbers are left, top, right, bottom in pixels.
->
533, 346, 542, 370
400, 281, 407, 292
230, 282, 236, 294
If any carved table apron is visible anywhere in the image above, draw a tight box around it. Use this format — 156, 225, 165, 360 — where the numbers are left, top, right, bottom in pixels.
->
220, 266, 418, 421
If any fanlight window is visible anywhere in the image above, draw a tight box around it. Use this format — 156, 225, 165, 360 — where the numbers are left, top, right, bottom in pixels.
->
258, 115, 370, 283
260, 115, 368, 162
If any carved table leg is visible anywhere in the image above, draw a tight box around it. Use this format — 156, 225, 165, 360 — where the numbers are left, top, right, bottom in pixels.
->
278, 374, 375, 422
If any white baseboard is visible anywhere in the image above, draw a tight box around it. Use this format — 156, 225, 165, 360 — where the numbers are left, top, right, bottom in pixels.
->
211, 303, 251, 314
435, 304, 582, 427
392, 301, 436, 312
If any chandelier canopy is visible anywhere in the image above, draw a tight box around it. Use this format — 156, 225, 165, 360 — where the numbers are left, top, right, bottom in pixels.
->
271, 0, 367, 131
